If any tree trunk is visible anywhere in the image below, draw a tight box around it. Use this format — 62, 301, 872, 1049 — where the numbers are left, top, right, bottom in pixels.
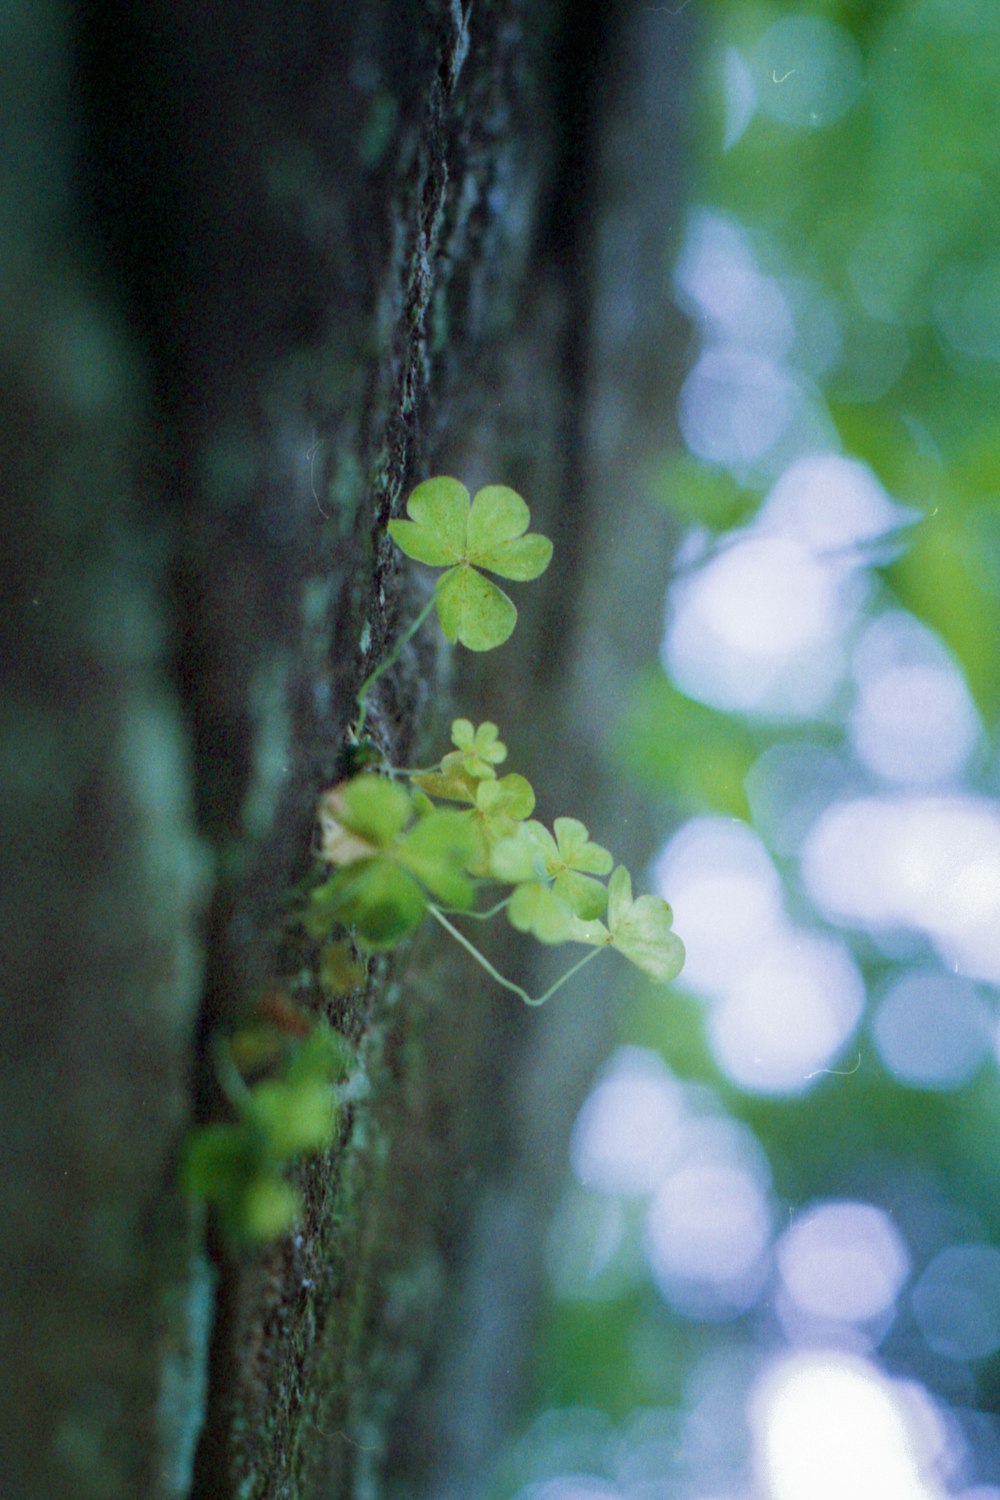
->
0, 3, 692, 1497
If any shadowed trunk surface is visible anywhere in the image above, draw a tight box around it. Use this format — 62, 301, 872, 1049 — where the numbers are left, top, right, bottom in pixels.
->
0, 3, 691, 1497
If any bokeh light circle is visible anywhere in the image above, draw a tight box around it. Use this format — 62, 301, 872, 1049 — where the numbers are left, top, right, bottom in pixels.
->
678, 347, 799, 466
570, 1049, 684, 1196
752, 17, 863, 130
872, 971, 992, 1090
912, 1245, 1000, 1361
706, 930, 865, 1095
776, 1199, 910, 1324
751, 1351, 948, 1500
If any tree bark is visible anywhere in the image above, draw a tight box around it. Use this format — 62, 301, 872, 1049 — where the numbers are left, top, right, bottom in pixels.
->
0, 3, 692, 1497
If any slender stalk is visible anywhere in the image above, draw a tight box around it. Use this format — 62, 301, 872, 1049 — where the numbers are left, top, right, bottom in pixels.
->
434, 896, 511, 920
355, 591, 437, 736
428, 904, 606, 1006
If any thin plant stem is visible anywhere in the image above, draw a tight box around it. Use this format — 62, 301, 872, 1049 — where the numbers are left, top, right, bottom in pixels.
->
355, 591, 437, 736
428, 904, 606, 1006
434, 896, 511, 920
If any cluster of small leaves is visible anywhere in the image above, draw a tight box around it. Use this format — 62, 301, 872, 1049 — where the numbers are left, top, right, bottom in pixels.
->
306, 717, 685, 998
182, 1017, 353, 1239
307, 776, 476, 947
320, 477, 683, 999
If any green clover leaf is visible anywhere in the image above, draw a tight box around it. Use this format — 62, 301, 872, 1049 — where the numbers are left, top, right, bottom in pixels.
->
560, 867, 684, 983
440, 718, 507, 780
602, 866, 686, 982
396, 808, 477, 907
385, 475, 470, 565
550, 817, 614, 876
182, 1022, 352, 1240
534, 816, 613, 918
182, 1123, 259, 1208
467, 773, 536, 874
410, 767, 476, 803
249, 1078, 338, 1159
490, 816, 612, 919
319, 776, 412, 862
308, 860, 428, 948
236, 1178, 304, 1240
488, 830, 539, 884
387, 478, 553, 651
186, 1131, 303, 1239
435, 567, 516, 652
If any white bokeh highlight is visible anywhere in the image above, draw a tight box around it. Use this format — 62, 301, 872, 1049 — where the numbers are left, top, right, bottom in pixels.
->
662, 450, 914, 720
678, 347, 801, 468
776, 1200, 911, 1325
752, 16, 863, 131
802, 795, 1000, 983
706, 929, 865, 1095
664, 532, 849, 717
674, 210, 794, 359
645, 1117, 773, 1318
849, 612, 980, 787
656, 819, 866, 1094
755, 453, 912, 554
654, 818, 784, 997
751, 1352, 950, 1500
723, 46, 758, 150
570, 1048, 684, 1196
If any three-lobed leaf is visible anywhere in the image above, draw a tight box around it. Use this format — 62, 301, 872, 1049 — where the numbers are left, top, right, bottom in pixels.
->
441, 718, 507, 779
489, 815, 612, 919
571, 866, 685, 982
388, 478, 553, 651
551, 817, 614, 876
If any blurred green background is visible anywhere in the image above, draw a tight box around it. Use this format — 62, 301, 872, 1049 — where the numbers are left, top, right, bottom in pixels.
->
490, 3, 1000, 1496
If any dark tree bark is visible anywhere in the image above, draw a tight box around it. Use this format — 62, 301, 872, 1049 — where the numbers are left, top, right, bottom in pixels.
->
0, 4, 692, 1498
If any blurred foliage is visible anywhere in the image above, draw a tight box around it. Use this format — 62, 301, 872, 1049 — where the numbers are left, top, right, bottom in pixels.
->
690, 0, 1000, 732
497, 1, 1000, 1494
615, 668, 761, 819
183, 1019, 353, 1240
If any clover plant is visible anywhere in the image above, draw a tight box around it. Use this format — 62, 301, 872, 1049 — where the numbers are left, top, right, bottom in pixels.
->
318, 477, 685, 1006
186, 476, 683, 1241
